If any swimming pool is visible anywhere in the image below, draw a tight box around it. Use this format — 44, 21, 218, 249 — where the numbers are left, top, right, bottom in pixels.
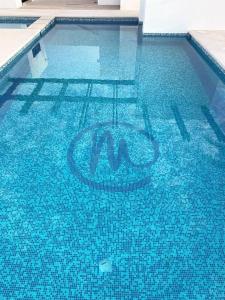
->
0, 23, 225, 299
0, 17, 37, 28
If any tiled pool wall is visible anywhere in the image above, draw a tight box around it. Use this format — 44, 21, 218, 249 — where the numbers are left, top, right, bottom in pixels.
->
0, 17, 225, 85
187, 35, 225, 83
143, 33, 187, 37
143, 32, 225, 83
55, 17, 139, 25
0, 16, 38, 26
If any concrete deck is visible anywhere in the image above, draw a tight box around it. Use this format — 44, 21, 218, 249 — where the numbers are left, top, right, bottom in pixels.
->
0, 28, 39, 69
0, 8, 136, 17
190, 30, 225, 71
0, 17, 54, 72
22, 0, 119, 10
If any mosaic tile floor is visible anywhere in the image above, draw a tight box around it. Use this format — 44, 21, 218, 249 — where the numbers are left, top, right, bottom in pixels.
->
0, 24, 225, 299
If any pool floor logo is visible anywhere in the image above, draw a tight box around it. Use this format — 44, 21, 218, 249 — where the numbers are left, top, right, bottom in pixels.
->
67, 122, 159, 192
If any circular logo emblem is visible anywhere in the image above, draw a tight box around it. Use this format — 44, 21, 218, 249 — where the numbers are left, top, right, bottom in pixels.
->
67, 122, 159, 193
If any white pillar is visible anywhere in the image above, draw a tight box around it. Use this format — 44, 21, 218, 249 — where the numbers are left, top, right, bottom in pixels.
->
139, 0, 146, 22
120, 0, 140, 11
0, 0, 22, 8
98, 0, 120, 5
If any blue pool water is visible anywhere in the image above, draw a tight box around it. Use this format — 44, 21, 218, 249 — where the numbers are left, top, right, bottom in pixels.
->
0, 24, 225, 299
0, 18, 36, 28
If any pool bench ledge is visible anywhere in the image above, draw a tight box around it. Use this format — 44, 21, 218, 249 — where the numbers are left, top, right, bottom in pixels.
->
189, 30, 225, 77
1, 19, 225, 81
0, 17, 54, 78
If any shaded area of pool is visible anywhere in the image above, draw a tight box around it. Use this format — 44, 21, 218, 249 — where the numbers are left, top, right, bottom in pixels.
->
0, 24, 225, 299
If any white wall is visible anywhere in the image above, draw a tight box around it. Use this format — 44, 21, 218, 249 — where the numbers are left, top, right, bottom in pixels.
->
0, 0, 22, 8
143, 0, 225, 34
120, 0, 140, 11
98, 0, 139, 9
